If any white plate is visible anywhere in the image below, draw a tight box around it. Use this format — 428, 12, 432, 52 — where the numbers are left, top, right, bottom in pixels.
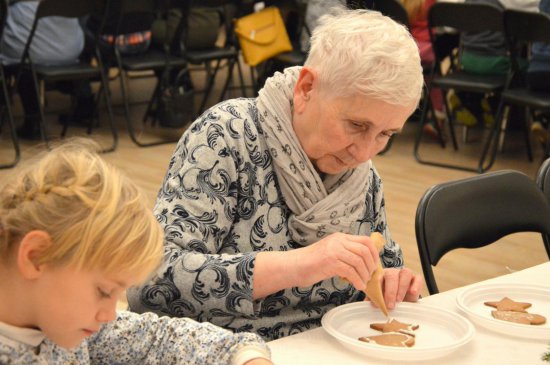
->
321, 302, 475, 361
456, 283, 550, 340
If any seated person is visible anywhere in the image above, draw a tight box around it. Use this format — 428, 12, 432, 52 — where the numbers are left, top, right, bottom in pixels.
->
527, 0, 550, 149
0, 0, 86, 139
128, 7, 425, 341
451, 0, 539, 128
0, 140, 271, 365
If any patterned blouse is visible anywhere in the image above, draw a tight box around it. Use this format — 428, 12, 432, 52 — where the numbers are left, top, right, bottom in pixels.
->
0, 311, 269, 364
127, 98, 404, 341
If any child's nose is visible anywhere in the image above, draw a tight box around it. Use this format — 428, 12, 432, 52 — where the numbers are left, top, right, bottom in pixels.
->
96, 302, 117, 323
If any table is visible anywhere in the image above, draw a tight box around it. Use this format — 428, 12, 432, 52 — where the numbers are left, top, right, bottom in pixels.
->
268, 262, 550, 364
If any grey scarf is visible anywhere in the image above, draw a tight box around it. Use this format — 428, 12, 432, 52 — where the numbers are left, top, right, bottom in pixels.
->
257, 66, 372, 245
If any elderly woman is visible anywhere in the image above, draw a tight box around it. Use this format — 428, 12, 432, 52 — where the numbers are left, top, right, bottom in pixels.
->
128, 8, 424, 341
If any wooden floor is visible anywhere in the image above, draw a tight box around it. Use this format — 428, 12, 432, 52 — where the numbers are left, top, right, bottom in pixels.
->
1, 65, 547, 299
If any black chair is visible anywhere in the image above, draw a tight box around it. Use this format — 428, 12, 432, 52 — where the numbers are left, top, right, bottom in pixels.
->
15, 0, 117, 152
185, 0, 247, 113
107, 0, 189, 147
415, 170, 550, 294
537, 157, 550, 199
374, 0, 409, 28
536, 157, 550, 259
492, 10, 550, 163
0, 0, 19, 168
414, 2, 508, 173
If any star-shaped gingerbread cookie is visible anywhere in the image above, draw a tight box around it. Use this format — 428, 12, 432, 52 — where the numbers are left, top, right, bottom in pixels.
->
484, 297, 532, 312
370, 319, 419, 336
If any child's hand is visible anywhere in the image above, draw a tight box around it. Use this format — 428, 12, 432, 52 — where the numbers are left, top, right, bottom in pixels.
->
244, 358, 273, 365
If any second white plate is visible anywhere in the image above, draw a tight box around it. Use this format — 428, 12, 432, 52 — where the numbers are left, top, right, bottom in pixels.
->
456, 283, 550, 339
321, 302, 475, 361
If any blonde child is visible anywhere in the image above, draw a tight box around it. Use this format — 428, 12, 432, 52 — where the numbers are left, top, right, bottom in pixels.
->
0, 141, 272, 365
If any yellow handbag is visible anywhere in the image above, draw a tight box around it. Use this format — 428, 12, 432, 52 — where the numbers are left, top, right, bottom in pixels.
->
234, 7, 293, 67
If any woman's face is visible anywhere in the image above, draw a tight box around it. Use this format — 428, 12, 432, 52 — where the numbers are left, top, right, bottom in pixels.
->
292, 68, 414, 175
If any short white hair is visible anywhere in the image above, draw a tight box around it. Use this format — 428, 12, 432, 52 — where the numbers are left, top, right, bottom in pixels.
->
305, 7, 423, 108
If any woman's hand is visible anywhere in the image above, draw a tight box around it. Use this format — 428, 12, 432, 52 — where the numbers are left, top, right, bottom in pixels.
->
380, 267, 424, 310
244, 359, 273, 365
292, 232, 380, 291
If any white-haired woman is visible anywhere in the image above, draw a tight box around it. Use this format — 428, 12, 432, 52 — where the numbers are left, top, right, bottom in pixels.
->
128, 7, 425, 341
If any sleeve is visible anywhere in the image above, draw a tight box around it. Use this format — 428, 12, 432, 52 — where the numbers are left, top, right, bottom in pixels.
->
369, 166, 404, 269
88, 311, 271, 365
127, 103, 261, 323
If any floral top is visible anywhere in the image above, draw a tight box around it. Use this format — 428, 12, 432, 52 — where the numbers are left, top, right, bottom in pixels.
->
0, 311, 269, 364
127, 98, 404, 341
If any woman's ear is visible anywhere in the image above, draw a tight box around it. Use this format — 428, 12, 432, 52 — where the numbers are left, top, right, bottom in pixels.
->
17, 231, 53, 280
293, 67, 317, 114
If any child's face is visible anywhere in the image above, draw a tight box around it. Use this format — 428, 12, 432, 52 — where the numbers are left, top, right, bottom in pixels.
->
32, 265, 137, 349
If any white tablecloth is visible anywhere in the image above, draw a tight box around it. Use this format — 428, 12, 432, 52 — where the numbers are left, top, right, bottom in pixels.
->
268, 262, 550, 364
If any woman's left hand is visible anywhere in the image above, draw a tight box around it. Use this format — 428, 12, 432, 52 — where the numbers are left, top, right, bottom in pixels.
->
380, 267, 424, 310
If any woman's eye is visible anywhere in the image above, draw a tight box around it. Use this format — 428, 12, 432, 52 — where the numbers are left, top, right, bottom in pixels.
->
98, 288, 111, 299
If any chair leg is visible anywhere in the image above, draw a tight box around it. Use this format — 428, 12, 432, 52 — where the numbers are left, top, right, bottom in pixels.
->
442, 89, 458, 150
199, 60, 221, 114
235, 56, 247, 98
143, 77, 161, 124
414, 84, 436, 159
98, 65, 118, 153
218, 58, 236, 103
0, 70, 20, 169
479, 100, 507, 172
30, 69, 51, 150
523, 107, 533, 162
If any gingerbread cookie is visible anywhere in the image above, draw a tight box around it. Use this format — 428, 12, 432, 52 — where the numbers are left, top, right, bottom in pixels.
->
359, 332, 415, 347
484, 297, 531, 312
370, 319, 419, 336
491, 310, 547, 325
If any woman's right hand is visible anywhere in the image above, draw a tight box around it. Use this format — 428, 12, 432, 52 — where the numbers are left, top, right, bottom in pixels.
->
292, 232, 380, 291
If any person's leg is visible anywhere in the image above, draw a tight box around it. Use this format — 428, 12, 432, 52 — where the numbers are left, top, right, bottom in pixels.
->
527, 71, 550, 150
16, 72, 41, 139
527, 71, 550, 93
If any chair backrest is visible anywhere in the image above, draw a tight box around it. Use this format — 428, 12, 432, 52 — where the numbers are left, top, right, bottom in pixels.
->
428, 1, 503, 33
20, 0, 100, 66
375, 0, 409, 28
537, 157, 550, 200
536, 157, 550, 259
35, 0, 99, 19
427, 2, 503, 72
415, 170, 550, 294
504, 9, 550, 45
503, 9, 550, 77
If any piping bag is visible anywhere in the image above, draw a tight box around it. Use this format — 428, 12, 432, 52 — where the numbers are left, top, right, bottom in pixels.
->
364, 232, 389, 317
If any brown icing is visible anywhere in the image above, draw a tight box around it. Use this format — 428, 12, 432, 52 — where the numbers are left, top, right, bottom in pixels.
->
370, 318, 419, 336
359, 332, 415, 347
491, 310, 546, 325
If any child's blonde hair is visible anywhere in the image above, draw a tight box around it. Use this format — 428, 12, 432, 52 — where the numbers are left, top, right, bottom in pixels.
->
0, 140, 163, 281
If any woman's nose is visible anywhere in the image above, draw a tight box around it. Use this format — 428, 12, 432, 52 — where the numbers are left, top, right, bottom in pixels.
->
348, 141, 375, 163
